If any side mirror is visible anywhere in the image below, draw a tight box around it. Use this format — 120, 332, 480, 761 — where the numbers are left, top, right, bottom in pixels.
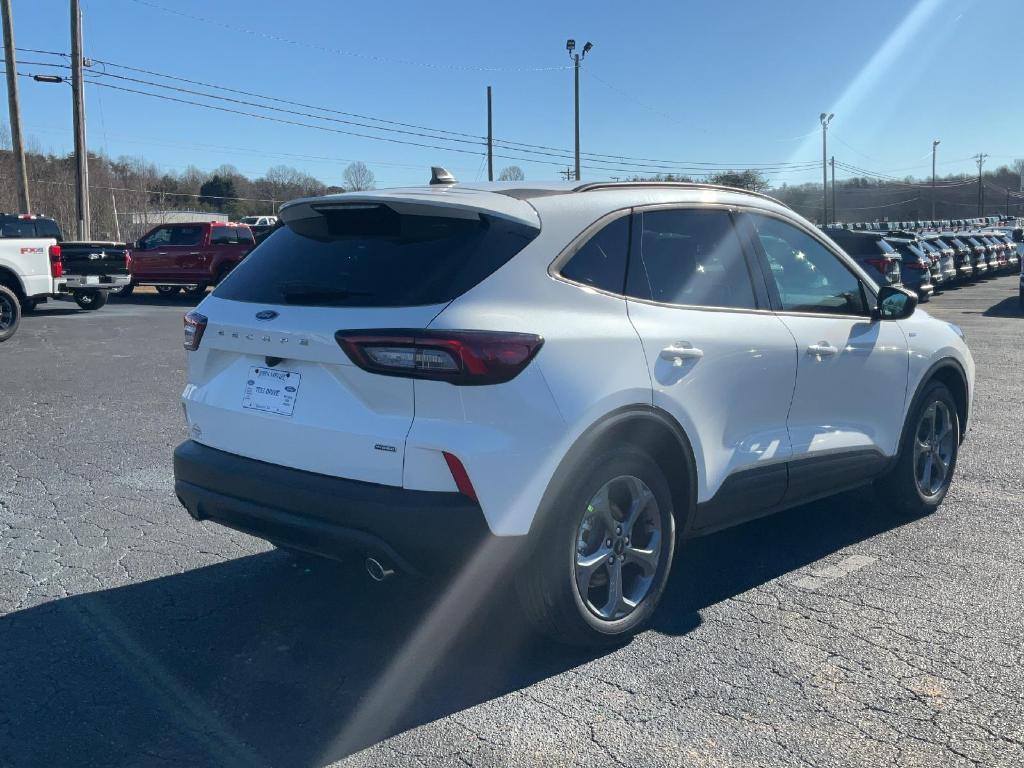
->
875, 285, 917, 320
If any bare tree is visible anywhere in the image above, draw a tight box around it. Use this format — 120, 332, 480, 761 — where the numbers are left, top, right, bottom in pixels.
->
343, 161, 375, 191
1013, 158, 1024, 192
498, 165, 525, 181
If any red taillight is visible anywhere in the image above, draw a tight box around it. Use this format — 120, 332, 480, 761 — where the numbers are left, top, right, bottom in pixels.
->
183, 311, 208, 351
443, 451, 478, 501
335, 329, 544, 386
49, 244, 62, 278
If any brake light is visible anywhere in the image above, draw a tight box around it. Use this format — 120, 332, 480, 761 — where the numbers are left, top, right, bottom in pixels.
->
183, 311, 208, 351
48, 244, 62, 278
335, 329, 544, 385
442, 451, 478, 501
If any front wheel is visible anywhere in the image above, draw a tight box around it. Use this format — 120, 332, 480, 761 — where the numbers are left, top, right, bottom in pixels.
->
876, 381, 959, 516
0, 285, 21, 342
74, 290, 108, 310
155, 286, 181, 296
515, 447, 676, 648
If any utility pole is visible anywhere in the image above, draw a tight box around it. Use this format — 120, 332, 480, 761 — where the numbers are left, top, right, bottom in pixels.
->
70, 0, 90, 238
819, 112, 833, 225
1, 0, 30, 212
566, 39, 593, 182
931, 139, 940, 220
486, 86, 493, 182
830, 155, 836, 224
974, 153, 988, 218
559, 166, 574, 181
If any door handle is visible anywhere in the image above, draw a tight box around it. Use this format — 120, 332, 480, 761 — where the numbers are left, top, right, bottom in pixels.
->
807, 342, 838, 358
660, 343, 704, 366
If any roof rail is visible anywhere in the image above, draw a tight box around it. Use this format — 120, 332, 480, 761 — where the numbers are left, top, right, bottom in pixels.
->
572, 180, 787, 208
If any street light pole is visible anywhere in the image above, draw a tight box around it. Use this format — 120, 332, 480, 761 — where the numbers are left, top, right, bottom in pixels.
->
931, 139, 940, 220
567, 39, 593, 182
830, 155, 836, 224
70, 0, 90, 239
820, 112, 833, 225
1, 0, 30, 212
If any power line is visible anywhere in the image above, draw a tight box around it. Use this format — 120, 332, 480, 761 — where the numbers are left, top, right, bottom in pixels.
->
13, 49, 823, 173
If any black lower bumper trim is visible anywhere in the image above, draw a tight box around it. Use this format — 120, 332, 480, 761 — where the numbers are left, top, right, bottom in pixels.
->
173, 440, 516, 576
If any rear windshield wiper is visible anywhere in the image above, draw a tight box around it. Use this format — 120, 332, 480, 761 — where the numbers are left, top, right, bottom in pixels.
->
278, 284, 374, 304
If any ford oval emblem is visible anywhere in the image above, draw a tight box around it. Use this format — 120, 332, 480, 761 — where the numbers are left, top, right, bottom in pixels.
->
255, 310, 278, 321
284, 386, 296, 392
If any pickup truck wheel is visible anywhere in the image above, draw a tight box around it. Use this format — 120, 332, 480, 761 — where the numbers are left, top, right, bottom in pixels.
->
0, 285, 21, 341
113, 284, 134, 298
156, 286, 181, 296
74, 290, 108, 310
183, 284, 208, 298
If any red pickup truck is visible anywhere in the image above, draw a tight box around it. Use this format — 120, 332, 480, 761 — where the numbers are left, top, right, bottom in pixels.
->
119, 221, 255, 297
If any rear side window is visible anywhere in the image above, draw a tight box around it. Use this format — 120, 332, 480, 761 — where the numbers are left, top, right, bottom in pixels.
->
214, 205, 539, 307
211, 226, 236, 244
625, 209, 756, 309
559, 215, 629, 293
234, 227, 255, 244
0, 222, 35, 238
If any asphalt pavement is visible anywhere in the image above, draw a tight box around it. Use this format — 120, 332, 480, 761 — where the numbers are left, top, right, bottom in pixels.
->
1, 278, 1022, 767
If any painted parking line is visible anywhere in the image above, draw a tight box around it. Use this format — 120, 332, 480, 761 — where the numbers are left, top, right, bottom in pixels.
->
793, 554, 878, 591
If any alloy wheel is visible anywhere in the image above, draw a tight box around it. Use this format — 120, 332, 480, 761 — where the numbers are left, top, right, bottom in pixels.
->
574, 475, 662, 621
913, 400, 955, 498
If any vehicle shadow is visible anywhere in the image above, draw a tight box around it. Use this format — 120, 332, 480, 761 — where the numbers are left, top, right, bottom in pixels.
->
981, 295, 1022, 318
0, 488, 912, 767
109, 293, 205, 308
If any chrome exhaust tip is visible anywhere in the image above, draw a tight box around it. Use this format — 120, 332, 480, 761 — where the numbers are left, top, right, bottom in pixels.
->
365, 557, 394, 582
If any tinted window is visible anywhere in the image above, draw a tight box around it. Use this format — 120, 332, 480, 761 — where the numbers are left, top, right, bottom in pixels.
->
211, 226, 236, 244
560, 215, 629, 293
170, 226, 203, 246
0, 222, 36, 238
215, 206, 539, 307
234, 227, 255, 244
625, 209, 756, 309
35, 219, 62, 239
750, 214, 867, 316
140, 227, 172, 248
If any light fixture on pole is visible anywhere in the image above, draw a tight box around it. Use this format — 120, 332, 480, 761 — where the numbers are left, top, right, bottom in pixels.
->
820, 112, 834, 225
567, 38, 594, 182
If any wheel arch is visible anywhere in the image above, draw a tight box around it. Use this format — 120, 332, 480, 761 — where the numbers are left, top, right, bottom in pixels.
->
0, 267, 26, 299
533, 404, 698, 538
909, 358, 970, 444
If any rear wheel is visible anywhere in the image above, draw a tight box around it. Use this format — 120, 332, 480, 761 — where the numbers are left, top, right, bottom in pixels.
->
183, 284, 208, 298
0, 285, 21, 341
515, 447, 676, 648
113, 284, 134, 298
74, 290, 108, 310
876, 381, 959, 516
155, 286, 180, 296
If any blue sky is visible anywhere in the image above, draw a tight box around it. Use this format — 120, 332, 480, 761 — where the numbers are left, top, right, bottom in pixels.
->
8, 0, 1023, 189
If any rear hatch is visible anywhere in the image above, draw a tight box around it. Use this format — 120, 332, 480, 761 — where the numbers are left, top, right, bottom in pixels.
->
60, 241, 129, 277
183, 190, 540, 486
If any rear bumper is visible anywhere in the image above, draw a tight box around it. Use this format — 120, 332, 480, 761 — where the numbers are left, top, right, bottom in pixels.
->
173, 440, 521, 576
62, 274, 130, 290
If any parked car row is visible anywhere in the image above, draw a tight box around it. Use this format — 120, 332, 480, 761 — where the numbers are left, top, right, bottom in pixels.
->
823, 218, 1022, 302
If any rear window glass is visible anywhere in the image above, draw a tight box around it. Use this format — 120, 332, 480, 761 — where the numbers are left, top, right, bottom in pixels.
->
214, 205, 539, 307
0, 218, 62, 239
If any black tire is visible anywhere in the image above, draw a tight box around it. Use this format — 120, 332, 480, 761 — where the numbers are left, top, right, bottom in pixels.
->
113, 284, 134, 298
875, 381, 959, 517
183, 284, 208, 298
74, 290, 108, 310
1019, 287, 1023, 312
0, 284, 21, 342
155, 286, 181, 296
515, 446, 676, 648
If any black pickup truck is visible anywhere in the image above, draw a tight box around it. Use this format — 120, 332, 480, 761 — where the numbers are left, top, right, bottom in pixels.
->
57, 240, 131, 309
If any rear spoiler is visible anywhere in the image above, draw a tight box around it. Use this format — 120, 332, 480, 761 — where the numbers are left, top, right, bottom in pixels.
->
279, 188, 541, 229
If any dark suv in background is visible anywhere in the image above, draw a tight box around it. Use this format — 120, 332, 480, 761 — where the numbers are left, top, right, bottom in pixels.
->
824, 229, 903, 287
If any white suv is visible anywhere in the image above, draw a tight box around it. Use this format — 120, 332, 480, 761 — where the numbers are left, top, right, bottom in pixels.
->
173, 176, 974, 647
